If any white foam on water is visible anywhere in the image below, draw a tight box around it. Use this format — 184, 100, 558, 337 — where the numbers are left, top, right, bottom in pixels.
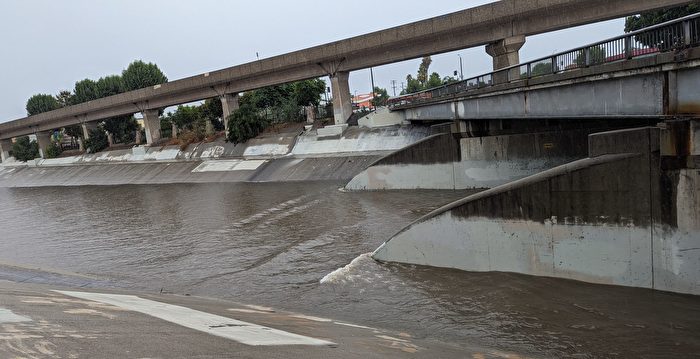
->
320, 253, 373, 284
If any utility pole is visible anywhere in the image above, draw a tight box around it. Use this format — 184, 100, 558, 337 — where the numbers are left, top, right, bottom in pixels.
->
390, 80, 397, 96
458, 54, 464, 80
369, 67, 376, 109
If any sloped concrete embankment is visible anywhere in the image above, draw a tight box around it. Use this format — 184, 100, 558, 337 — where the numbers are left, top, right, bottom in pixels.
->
0, 126, 430, 187
373, 127, 700, 295
346, 129, 588, 190
0, 156, 381, 187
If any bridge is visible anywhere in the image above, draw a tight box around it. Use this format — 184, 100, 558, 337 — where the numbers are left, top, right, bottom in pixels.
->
0, 0, 695, 161
387, 13, 700, 121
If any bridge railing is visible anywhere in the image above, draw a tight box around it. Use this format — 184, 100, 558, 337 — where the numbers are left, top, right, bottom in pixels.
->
388, 13, 700, 110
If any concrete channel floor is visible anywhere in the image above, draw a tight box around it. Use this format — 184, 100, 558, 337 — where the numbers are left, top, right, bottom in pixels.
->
0, 280, 527, 358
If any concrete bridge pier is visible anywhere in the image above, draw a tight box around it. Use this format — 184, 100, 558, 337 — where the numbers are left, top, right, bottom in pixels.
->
220, 93, 239, 133
81, 122, 98, 140
0, 138, 12, 162
171, 123, 179, 139
35, 131, 52, 159
141, 109, 161, 145
486, 35, 525, 83
331, 71, 353, 125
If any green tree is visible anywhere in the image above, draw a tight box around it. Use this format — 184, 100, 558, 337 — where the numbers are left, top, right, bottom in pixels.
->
55, 90, 74, 107
442, 76, 459, 85
426, 72, 443, 88
625, 5, 699, 48
26, 94, 60, 116
251, 84, 290, 108
625, 5, 699, 32
227, 104, 267, 144
417, 56, 432, 87
168, 105, 204, 132
45, 142, 62, 159
84, 128, 109, 153
293, 79, 326, 106
202, 98, 224, 131
404, 75, 423, 94
371, 87, 389, 107
11, 136, 39, 161
122, 60, 168, 91
103, 115, 139, 144
72, 79, 99, 104
95, 75, 125, 98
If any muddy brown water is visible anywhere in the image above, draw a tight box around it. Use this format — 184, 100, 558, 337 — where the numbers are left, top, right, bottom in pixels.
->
0, 182, 698, 358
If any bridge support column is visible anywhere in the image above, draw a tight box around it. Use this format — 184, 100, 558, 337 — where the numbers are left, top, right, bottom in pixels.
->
486, 35, 525, 83
331, 71, 352, 125
171, 123, 179, 139
81, 122, 98, 139
142, 109, 161, 145
220, 93, 239, 133
692, 119, 700, 156
0, 138, 12, 163
35, 131, 52, 159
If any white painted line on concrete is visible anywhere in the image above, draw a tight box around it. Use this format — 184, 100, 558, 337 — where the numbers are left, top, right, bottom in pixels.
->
192, 160, 267, 173
290, 314, 333, 323
55, 291, 334, 346
0, 308, 31, 323
334, 322, 375, 330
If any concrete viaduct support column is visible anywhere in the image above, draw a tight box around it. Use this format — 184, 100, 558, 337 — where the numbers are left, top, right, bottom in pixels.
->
35, 131, 52, 159
142, 109, 161, 145
81, 122, 98, 140
0, 138, 12, 163
331, 71, 352, 125
486, 35, 525, 83
220, 93, 239, 133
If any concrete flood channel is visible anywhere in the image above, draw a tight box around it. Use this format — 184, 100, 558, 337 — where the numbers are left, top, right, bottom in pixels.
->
1, 183, 700, 357
0, 126, 699, 357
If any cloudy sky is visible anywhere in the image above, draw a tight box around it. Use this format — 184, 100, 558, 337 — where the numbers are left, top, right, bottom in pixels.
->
0, 0, 625, 122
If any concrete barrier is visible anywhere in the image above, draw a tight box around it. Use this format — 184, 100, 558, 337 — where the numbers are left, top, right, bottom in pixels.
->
373, 127, 700, 295
346, 129, 588, 190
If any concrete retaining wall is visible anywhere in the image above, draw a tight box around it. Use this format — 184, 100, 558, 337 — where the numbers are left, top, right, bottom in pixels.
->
346, 129, 588, 190
291, 126, 429, 156
373, 127, 700, 295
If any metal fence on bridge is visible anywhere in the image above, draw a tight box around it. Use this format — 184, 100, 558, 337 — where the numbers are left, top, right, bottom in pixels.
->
388, 13, 700, 110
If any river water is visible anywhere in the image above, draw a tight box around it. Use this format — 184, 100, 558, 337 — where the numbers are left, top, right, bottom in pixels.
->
0, 182, 698, 358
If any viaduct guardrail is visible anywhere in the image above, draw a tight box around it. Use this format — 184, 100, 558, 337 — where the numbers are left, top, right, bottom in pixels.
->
388, 13, 700, 110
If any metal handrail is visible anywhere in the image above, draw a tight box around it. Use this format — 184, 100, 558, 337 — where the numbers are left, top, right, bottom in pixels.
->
388, 12, 700, 109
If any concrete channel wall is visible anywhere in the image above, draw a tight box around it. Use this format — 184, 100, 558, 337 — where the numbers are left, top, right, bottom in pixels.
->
346, 129, 589, 190
0, 126, 428, 187
373, 127, 700, 295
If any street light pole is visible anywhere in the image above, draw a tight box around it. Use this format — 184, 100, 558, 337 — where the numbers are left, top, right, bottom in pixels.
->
458, 54, 464, 80
369, 67, 376, 110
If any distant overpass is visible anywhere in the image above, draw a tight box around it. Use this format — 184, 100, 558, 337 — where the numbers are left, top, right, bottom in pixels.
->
0, 0, 695, 159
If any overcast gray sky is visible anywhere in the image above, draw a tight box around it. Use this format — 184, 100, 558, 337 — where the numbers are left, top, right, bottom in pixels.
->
0, 0, 625, 122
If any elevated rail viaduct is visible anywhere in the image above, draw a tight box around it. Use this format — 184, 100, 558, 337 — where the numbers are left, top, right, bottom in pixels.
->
0, 0, 695, 161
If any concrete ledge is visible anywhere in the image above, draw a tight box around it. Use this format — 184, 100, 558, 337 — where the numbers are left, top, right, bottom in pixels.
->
317, 125, 348, 138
